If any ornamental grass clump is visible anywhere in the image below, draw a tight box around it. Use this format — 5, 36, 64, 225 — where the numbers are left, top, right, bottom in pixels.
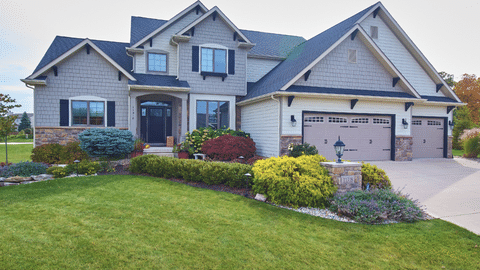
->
461, 131, 480, 158
252, 155, 336, 208
329, 189, 423, 224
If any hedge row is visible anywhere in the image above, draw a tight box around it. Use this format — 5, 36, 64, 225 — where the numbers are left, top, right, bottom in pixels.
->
129, 155, 253, 188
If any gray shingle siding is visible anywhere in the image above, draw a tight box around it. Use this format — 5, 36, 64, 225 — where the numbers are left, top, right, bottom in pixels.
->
34, 49, 128, 127
178, 14, 247, 96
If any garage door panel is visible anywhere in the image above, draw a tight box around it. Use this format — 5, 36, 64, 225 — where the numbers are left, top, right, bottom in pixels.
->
303, 113, 392, 161
412, 117, 444, 158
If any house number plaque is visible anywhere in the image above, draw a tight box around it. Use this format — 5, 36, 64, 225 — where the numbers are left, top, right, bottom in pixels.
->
340, 175, 355, 184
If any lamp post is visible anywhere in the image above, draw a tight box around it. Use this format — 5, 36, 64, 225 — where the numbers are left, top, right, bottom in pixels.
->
244, 173, 251, 197
74, 160, 80, 176
333, 136, 345, 163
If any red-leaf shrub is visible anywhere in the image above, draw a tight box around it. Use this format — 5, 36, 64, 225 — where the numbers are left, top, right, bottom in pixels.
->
201, 134, 256, 161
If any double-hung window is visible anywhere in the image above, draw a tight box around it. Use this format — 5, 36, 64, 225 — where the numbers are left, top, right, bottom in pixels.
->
201, 48, 226, 73
71, 100, 105, 126
148, 53, 167, 72
196, 101, 229, 129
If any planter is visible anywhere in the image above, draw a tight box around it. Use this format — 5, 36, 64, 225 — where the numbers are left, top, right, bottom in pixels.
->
131, 150, 144, 158
177, 152, 189, 159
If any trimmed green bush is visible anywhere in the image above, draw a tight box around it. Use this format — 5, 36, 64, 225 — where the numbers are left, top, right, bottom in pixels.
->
79, 128, 134, 158
462, 133, 480, 158
46, 166, 68, 179
185, 127, 251, 153
361, 163, 392, 190
287, 143, 318, 158
31, 142, 88, 164
252, 155, 336, 208
129, 155, 253, 188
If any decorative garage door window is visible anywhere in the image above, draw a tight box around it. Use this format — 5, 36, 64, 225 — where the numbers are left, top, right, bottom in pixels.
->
305, 116, 323, 123
351, 118, 369, 124
428, 120, 442, 126
328, 116, 347, 123
412, 120, 422, 125
373, 118, 390, 125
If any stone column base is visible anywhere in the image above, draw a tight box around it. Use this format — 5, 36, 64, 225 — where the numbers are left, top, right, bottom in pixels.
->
395, 136, 413, 161
279, 135, 302, 156
447, 136, 453, 159
320, 162, 362, 194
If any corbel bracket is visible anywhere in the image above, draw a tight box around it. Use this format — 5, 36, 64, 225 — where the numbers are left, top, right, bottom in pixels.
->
351, 99, 359, 110
405, 102, 414, 112
287, 96, 295, 107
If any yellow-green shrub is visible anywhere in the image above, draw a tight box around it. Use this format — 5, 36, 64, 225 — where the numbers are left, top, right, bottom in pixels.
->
361, 163, 391, 190
462, 132, 480, 158
46, 166, 68, 179
252, 155, 336, 208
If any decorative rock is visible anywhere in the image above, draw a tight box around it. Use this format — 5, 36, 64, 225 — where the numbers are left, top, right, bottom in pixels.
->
5, 176, 32, 183
32, 174, 53, 181
0, 177, 5, 182
255, 193, 267, 202
21, 181, 36, 185
3, 182, 19, 186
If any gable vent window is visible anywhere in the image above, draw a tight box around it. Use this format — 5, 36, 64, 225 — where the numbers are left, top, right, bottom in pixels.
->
371, 26, 378, 39
348, 49, 357, 63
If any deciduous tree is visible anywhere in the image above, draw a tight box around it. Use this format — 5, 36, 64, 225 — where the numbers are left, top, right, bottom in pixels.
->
439, 71, 456, 88
454, 74, 480, 123
0, 93, 22, 164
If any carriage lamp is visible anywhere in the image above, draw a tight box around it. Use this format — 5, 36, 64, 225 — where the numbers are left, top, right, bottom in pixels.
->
290, 115, 297, 127
244, 173, 251, 197
333, 136, 345, 163
402, 118, 409, 129
449, 120, 454, 130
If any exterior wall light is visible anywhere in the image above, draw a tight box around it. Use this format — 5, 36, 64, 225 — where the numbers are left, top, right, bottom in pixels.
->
333, 136, 345, 163
449, 120, 454, 130
402, 118, 409, 129
290, 115, 297, 127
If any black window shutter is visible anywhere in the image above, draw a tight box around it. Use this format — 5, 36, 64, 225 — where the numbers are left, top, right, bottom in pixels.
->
107, 101, 115, 127
192, 46, 199, 72
60, 99, 69, 126
228, 50, 235, 75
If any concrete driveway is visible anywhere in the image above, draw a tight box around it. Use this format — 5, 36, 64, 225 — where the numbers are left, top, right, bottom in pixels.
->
370, 158, 480, 235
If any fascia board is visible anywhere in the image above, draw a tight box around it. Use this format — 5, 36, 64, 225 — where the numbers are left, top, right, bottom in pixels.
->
28, 39, 136, 81
129, 85, 190, 92
280, 27, 359, 91
21, 78, 46, 86
421, 101, 466, 107
131, 1, 208, 48
356, 25, 422, 99
176, 7, 253, 44
373, 4, 461, 102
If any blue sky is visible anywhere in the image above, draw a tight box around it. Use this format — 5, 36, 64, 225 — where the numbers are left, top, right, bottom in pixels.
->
1, 0, 479, 114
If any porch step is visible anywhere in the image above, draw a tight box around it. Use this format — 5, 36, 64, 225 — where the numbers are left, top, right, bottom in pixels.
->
143, 147, 174, 157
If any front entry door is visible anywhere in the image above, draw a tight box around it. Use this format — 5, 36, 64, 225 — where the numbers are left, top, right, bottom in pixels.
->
140, 102, 172, 145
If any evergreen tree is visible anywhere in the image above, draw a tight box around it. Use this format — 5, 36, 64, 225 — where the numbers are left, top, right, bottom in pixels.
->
18, 112, 31, 132
452, 106, 474, 150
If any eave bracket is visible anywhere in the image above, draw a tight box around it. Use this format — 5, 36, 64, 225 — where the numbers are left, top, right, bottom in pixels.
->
436, 84, 443, 93
288, 96, 295, 107
304, 70, 311, 81
351, 99, 359, 110
405, 102, 414, 112
351, 29, 358, 40
373, 7, 380, 18
447, 106, 456, 114
393, 77, 400, 87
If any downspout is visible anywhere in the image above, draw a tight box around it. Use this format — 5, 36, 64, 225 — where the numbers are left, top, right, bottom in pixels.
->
126, 50, 135, 72
23, 83, 36, 147
170, 37, 180, 80
271, 94, 281, 156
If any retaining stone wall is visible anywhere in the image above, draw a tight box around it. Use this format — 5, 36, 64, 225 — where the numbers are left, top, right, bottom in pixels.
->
279, 135, 302, 156
395, 136, 413, 161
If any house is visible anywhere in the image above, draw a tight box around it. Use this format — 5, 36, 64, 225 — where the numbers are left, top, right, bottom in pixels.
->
22, 1, 463, 161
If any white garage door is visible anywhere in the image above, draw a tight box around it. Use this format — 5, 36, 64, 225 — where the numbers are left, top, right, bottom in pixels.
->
303, 113, 392, 161
412, 117, 445, 158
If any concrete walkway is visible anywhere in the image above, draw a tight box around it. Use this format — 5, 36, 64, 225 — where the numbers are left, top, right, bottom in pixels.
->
371, 158, 480, 235
3, 142, 33, 145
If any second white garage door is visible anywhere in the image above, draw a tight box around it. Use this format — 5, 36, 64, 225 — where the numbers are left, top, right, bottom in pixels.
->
303, 113, 392, 161
411, 117, 445, 158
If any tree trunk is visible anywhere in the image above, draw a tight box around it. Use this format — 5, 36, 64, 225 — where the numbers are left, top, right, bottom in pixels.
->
4, 137, 8, 164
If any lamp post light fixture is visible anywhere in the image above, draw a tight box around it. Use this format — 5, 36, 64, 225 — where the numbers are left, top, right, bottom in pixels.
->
74, 160, 80, 176
402, 118, 409, 129
333, 136, 345, 163
449, 120, 454, 130
290, 115, 297, 127
244, 173, 251, 197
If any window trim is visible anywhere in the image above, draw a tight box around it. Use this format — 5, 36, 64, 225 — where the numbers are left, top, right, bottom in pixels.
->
195, 100, 229, 129
68, 96, 107, 127
189, 94, 236, 132
146, 50, 168, 74
199, 44, 228, 74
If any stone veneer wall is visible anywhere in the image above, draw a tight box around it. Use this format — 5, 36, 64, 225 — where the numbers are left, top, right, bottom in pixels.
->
320, 162, 362, 194
279, 135, 302, 156
395, 136, 413, 161
35, 127, 128, 147
448, 136, 453, 159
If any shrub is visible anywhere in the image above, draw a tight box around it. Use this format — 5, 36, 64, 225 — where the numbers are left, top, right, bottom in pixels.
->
329, 189, 423, 224
0, 161, 48, 177
185, 127, 251, 153
202, 134, 256, 161
462, 132, 480, 158
31, 142, 88, 164
252, 155, 336, 208
288, 143, 318, 158
129, 156, 253, 188
79, 128, 134, 158
65, 160, 102, 176
46, 166, 69, 179
361, 163, 392, 190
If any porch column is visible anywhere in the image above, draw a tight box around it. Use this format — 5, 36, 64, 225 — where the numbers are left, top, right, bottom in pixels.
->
129, 94, 138, 137
181, 97, 188, 141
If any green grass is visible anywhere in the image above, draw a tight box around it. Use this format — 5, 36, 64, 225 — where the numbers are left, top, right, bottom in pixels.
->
1, 175, 479, 269
452, 149, 480, 158
5, 137, 33, 143
0, 143, 33, 163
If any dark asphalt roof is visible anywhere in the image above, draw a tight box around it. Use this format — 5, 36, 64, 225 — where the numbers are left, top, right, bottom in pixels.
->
422, 95, 460, 103
129, 73, 190, 88
130, 16, 168, 46
240, 29, 305, 58
286, 85, 417, 99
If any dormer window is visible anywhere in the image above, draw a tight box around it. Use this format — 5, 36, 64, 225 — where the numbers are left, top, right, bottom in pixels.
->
201, 48, 226, 73
148, 53, 167, 72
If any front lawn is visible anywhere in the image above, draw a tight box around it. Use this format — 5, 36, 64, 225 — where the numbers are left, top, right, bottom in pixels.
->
0, 143, 33, 163
452, 149, 480, 158
1, 175, 478, 269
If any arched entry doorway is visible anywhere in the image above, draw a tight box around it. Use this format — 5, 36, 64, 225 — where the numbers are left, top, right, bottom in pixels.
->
140, 101, 173, 145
